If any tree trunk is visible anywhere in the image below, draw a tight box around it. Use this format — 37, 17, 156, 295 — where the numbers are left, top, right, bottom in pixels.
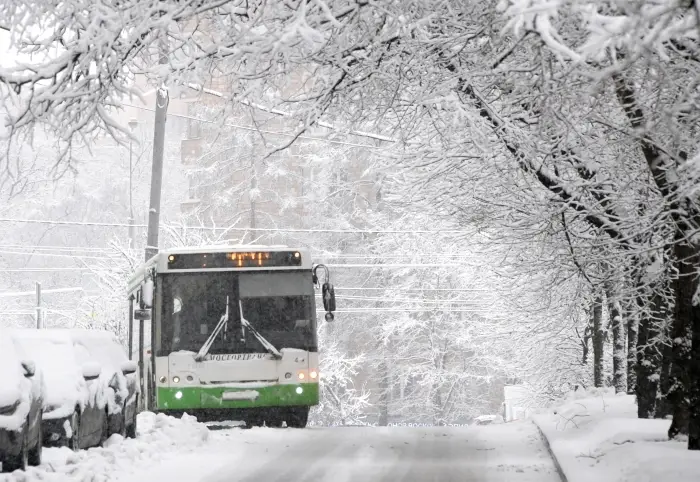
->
627, 309, 639, 394
377, 352, 390, 426
606, 285, 626, 393
636, 289, 665, 419
593, 296, 604, 388
612, 69, 700, 449
657, 329, 674, 419
668, 242, 695, 440
690, 275, 700, 450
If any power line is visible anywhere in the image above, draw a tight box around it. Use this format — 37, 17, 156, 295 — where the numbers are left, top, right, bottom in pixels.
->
330, 309, 492, 313
0, 268, 108, 273
0, 244, 113, 252
186, 83, 397, 144
317, 254, 479, 259
123, 102, 381, 150
0, 250, 113, 260
326, 263, 478, 268
0, 245, 481, 259
0, 265, 483, 275
335, 301, 492, 306
314, 294, 489, 304
0, 218, 473, 235
333, 288, 487, 291
0, 249, 487, 265
0, 287, 84, 298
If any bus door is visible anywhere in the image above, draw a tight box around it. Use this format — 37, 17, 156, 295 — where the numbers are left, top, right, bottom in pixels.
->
130, 285, 153, 411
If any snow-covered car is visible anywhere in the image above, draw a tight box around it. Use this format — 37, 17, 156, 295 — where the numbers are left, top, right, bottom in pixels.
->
10, 329, 110, 450
473, 414, 505, 426
67, 330, 139, 439
0, 332, 44, 472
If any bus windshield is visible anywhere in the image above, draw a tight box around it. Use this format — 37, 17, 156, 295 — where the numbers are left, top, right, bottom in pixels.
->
158, 271, 317, 356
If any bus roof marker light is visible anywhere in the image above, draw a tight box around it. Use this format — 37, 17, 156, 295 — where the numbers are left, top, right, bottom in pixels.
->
168, 255, 175, 262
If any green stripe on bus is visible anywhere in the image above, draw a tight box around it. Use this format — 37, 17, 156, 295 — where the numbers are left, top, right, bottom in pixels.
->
156, 383, 320, 410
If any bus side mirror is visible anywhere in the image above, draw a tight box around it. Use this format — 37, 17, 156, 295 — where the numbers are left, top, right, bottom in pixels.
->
322, 282, 336, 312
141, 278, 154, 308
134, 309, 151, 321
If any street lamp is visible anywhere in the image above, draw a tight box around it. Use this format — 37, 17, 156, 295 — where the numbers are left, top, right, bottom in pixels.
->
128, 119, 139, 248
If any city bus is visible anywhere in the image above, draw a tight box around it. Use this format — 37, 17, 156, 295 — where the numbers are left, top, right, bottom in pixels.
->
126, 245, 336, 428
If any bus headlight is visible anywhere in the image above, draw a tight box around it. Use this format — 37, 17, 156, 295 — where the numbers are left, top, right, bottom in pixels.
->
159, 376, 167, 384
298, 372, 305, 380
172, 376, 180, 383
310, 370, 318, 380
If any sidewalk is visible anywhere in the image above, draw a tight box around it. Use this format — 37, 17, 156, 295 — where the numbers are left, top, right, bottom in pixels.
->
531, 388, 700, 482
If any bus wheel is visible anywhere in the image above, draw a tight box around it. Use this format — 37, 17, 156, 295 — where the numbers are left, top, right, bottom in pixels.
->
265, 416, 283, 428
244, 416, 263, 429
286, 407, 309, 428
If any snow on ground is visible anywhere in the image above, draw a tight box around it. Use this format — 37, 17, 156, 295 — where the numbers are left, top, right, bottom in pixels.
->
124, 418, 559, 482
0, 412, 208, 481
533, 387, 700, 482
2, 410, 559, 481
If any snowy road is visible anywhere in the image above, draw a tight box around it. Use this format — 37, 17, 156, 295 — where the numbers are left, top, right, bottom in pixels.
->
1, 414, 560, 481
125, 420, 560, 482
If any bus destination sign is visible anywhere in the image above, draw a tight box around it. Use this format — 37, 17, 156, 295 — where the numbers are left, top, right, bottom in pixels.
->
167, 251, 302, 269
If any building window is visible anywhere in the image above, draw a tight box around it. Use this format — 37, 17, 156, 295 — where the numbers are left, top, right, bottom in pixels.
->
187, 119, 201, 139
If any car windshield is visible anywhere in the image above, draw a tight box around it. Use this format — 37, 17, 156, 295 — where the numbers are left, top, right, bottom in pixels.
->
158, 271, 317, 356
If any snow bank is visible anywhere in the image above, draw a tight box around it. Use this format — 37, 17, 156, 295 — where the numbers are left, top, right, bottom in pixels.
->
0, 412, 209, 481
533, 387, 700, 482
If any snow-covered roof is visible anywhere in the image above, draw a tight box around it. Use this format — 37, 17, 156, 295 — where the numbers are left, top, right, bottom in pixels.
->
68, 329, 128, 368
0, 330, 33, 431
0, 332, 24, 407
10, 329, 90, 417
9, 329, 133, 418
475, 414, 502, 422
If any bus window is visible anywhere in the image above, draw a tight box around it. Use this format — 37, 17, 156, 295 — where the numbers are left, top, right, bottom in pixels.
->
143, 319, 152, 355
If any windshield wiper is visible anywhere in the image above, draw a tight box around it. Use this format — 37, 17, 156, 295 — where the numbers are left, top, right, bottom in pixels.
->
239, 301, 282, 359
195, 296, 229, 361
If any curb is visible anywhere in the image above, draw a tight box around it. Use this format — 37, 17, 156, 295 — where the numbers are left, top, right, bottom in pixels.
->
532, 417, 568, 482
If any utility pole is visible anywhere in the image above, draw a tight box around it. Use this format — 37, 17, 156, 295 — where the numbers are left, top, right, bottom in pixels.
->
35, 282, 42, 329
128, 119, 138, 249
144, 42, 170, 262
